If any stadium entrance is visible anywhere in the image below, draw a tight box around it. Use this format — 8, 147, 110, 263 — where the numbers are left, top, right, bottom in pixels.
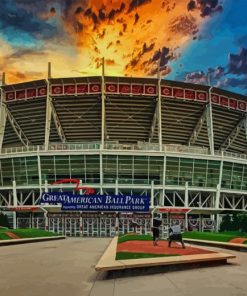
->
14, 210, 215, 237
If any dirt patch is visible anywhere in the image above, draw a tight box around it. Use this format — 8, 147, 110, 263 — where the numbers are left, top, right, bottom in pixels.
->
229, 237, 247, 244
5, 232, 20, 239
117, 240, 215, 256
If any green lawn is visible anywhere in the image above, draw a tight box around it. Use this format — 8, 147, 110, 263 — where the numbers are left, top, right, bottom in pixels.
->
118, 234, 153, 244
116, 252, 180, 260
182, 231, 247, 243
0, 228, 59, 240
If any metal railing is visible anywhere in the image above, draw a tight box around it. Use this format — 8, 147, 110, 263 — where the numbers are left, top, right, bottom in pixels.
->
1, 142, 247, 161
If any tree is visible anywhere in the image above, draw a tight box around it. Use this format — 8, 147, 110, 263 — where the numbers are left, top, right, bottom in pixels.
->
231, 213, 240, 231
239, 215, 247, 233
0, 213, 9, 228
220, 214, 232, 232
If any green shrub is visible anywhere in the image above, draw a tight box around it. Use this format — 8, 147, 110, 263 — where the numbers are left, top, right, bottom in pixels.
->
0, 213, 9, 228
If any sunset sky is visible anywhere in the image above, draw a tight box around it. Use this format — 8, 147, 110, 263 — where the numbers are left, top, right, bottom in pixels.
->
0, 0, 246, 95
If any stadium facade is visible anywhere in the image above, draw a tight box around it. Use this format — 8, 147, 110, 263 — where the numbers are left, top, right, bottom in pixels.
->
1, 68, 247, 236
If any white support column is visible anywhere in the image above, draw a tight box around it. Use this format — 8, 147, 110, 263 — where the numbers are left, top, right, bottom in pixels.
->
245, 115, 247, 142
12, 180, 17, 229
162, 155, 166, 207
37, 153, 42, 199
157, 69, 162, 151
100, 152, 103, 194
44, 180, 49, 230
115, 178, 119, 195
151, 180, 154, 207
0, 75, 6, 150
45, 83, 52, 149
216, 160, 223, 209
215, 160, 223, 232
185, 182, 189, 207
0, 100, 7, 150
206, 87, 215, 155
79, 180, 83, 236
101, 57, 106, 148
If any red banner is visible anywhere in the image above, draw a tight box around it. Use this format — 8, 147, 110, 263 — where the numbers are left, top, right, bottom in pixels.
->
229, 98, 237, 109
89, 83, 101, 93
77, 84, 88, 94
6, 92, 15, 101
196, 91, 207, 101
132, 84, 143, 95
26, 88, 37, 99
106, 83, 118, 93
119, 84, 131, 94
16, 90, 26, 100
161, 86, 172, 97
64, 85, 76, 95
185, 89, 196, 100
159, 208, 190, 213
9, 207, 38, 212
37, 87, 47, 97
145, 85, 157, 95
238, 101, 246, 111
220, 96, 228, 107
173, 88, 184, 98
211, 94, 220, 104
51, 85, 63, 95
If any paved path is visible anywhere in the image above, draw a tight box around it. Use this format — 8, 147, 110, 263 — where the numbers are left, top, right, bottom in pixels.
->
1, 238, 247, 296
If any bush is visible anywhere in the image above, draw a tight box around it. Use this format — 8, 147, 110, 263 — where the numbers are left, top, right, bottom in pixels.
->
220, 214, 232, 232
239, 215, 247, 233
0, 213, 9, 228
220, 214, 247, 233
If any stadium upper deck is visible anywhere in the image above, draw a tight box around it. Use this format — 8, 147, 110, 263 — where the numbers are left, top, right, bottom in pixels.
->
0, 75, 247, 155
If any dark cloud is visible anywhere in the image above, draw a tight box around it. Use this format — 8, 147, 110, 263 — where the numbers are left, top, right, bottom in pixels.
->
105, 59, 116, 66
125, 42, 155, 71
185, 71, 208, 84
84, 7, 93, 17
75, 6, 83, 15
228, 48, 247, 75
142, 42, 155, 54
187, 0, 223, 17
108, 9, 116, 20
151, 47, 170, 67
128, 0, 152, 13
98, 8, 106, 21
123, 23, 127, 32
187, 0, 196, 10
216, 77, 247, 90
208, 66, 225, 79
169, 15, 197, 36
134, 13, 140, 25
50, 7, 56, 15
5, 48, 46, 61
0, 0, 61, 40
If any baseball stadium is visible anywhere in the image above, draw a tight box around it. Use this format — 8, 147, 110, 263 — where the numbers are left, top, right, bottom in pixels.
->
1, 64, 247, 237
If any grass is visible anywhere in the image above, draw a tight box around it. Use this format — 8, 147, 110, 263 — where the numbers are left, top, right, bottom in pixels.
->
0, 228, 59, 240
116, 252, 180, 260
118, 233, 153, 244
182, 231, 247, 243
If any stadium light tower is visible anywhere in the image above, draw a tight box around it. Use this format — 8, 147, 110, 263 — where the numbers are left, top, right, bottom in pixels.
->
157, 62, 163, 151
207, 72, 215, 155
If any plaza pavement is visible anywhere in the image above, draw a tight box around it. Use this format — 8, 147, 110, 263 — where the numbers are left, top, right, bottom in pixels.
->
0, 238, 247, 296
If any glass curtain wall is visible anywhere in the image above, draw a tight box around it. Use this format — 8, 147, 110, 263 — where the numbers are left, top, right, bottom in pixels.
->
0, 155, 247, 191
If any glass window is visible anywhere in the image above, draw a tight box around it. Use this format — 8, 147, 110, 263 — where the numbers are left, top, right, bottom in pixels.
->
166, 157, 179, 185
118, 156, 133, 184
103, 155, 117, 183
1, 158, 14, 186
85, 155, 100, 183
149, 157, 163, 185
